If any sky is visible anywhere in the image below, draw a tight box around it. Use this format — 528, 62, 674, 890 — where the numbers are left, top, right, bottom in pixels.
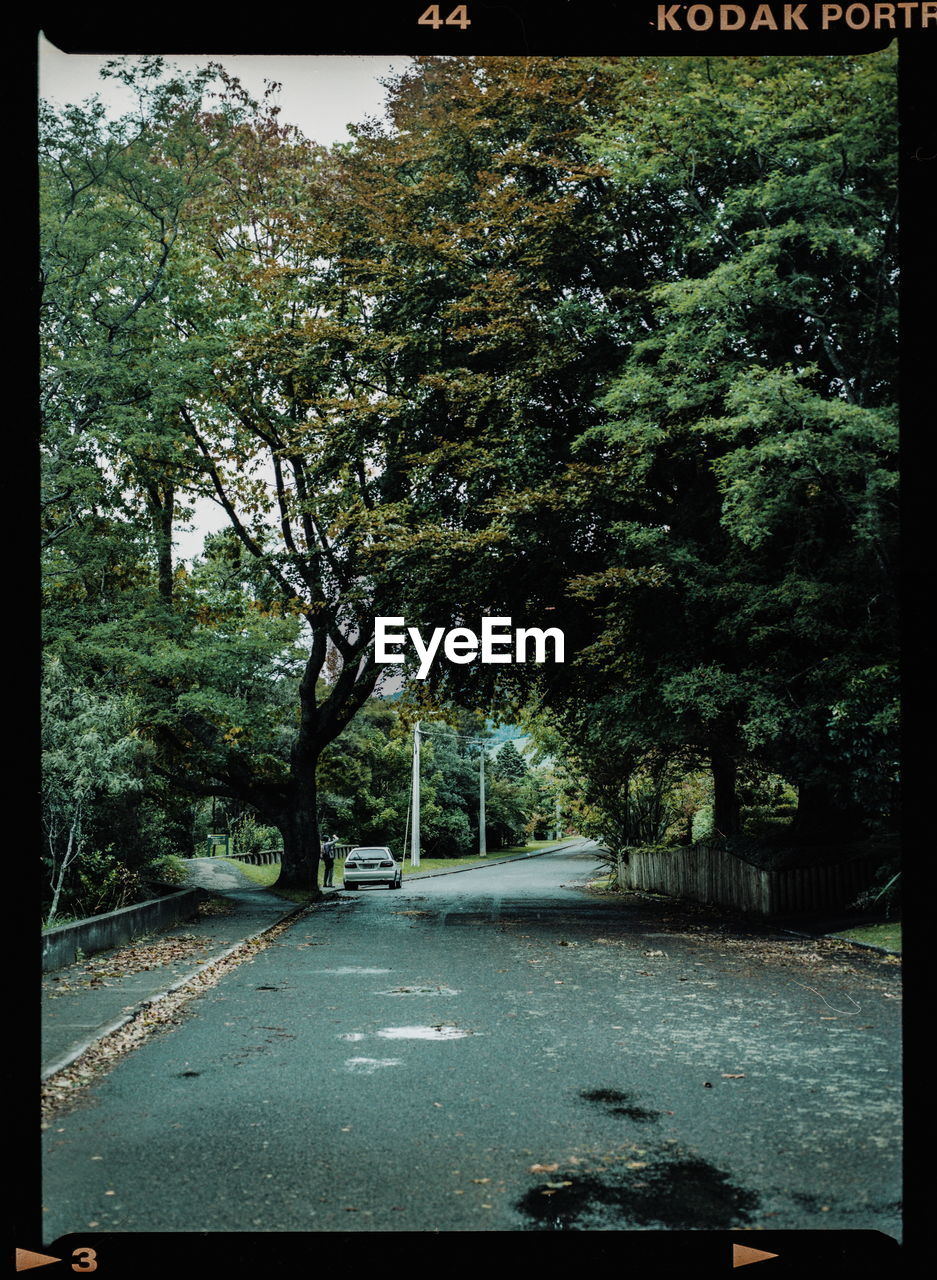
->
39, 35, 412, 148
39, 35, 413, 561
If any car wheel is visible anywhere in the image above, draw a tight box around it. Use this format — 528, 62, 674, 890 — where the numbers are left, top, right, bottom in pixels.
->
343, 881, 355, 890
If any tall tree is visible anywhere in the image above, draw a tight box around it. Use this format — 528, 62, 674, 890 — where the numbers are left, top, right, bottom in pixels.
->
509, 53, 899, 839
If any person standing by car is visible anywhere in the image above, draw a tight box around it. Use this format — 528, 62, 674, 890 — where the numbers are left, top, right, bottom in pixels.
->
322, 834, 337, 888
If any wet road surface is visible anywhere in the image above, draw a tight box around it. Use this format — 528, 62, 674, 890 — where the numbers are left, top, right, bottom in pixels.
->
41, 843, 901, 1239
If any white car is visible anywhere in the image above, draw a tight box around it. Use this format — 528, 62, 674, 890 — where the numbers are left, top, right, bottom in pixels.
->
342, 845, 402, 890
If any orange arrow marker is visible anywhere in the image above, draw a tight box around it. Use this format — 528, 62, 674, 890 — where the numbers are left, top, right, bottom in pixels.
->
15, 1249, 61, 1272
733, 1243, 780, 1268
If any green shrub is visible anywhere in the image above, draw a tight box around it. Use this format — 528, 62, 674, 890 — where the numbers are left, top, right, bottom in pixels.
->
691, 805, 714, 842
143, 854, 189, 887
73, 847, 144, 918
230, 811, 281, 856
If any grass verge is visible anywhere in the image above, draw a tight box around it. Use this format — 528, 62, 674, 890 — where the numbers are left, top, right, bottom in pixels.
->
216, 858, 282, 888
400, 839, 567, 876
829, 922, 901, 953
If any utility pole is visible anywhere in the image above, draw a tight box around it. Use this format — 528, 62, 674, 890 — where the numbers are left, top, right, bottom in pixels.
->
479, 746, 486, 856
410, 721, 421, 867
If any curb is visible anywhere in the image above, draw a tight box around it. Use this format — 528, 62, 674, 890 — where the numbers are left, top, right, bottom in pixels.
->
41, 900, 309, 1083
779, 926, 901, 957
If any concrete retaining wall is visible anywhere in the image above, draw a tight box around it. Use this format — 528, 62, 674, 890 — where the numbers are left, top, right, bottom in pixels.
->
41, 888, 205, 972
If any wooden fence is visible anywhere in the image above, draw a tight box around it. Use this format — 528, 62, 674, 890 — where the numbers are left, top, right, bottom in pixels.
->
618, 842, 876, 916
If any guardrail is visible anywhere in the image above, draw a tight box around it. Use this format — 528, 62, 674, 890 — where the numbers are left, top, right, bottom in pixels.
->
223, 847, 282, 866
221, 843, 356, 866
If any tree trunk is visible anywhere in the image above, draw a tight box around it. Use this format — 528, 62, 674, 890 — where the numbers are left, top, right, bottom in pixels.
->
711, 751, 740, 837
277, 775, 321, 894
276, 655, 325, 892
793, 780, 866, 842
147, 481, 175, 603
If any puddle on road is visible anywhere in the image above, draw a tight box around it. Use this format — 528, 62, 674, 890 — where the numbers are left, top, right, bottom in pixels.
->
517, 1151, 758, 1230
375, 1025, 474, 1040
344, 1057, 403, 1073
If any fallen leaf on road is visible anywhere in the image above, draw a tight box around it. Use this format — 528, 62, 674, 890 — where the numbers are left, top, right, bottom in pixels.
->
721, 1073, 745, 1079
529, 1163, 559, 1173
544, 1181, 573, 1189
472, 1178, 490, 1184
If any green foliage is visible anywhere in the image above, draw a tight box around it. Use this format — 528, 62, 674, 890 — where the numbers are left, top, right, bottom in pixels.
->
41, 655, 148, 923
691, 805, 714, 844
73, 848, 145, 919
230, 812, 282, 857
317, 698, 412, 850
316, 701, 552, 857
493, 740, 528, 781
40, 51, 898, 911
533, 53, 897, 839
142, 854, 190, 887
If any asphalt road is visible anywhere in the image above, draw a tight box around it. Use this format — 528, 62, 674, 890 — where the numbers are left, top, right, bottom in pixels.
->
41, 842, 901, 1242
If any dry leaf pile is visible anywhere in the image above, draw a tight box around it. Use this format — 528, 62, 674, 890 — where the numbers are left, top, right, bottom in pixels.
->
44, 934, 216, 996
42, 911, 308, 1120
